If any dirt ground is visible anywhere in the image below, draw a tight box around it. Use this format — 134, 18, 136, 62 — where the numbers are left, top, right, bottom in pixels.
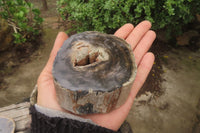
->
0, 0, 200, 132
0, 27, 63, 106
0, 0, 64, 106
128, 47, 200, 133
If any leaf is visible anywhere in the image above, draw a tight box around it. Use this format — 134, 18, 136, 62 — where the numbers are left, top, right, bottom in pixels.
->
27, 2, 33, 8
32, 9, 40, 15
18, 11, 24, 18
0, 0, 43, 44
57, 0, 200, 38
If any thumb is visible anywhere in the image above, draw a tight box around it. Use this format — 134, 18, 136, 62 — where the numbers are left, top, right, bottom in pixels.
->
45, 32, 68, 72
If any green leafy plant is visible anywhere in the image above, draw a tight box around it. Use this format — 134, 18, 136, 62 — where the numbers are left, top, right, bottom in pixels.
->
57, 0, 200, 36
0, 0, 43, 44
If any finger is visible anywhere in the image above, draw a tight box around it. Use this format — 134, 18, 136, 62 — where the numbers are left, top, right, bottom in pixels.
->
110, 52, 155, 126
45, 32, 68, 71
37, 32, 68, 110
133, 30, 156, 65
50, 32, 68, 61
129, 52, 155, 101
83, 53, 154, 131
114, 23, 134, 39
126, 20, 152, 49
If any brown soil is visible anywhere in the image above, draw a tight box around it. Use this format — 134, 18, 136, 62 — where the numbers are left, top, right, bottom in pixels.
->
0, 38, 42, 90
137, 39, 170, 97
138, 19, 200, 98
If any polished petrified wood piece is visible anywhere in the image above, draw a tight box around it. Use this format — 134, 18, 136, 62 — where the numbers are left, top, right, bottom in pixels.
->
53, 31, 137, 115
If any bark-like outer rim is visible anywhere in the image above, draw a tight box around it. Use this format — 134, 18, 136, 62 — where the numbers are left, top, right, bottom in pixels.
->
53, 32, 137, 114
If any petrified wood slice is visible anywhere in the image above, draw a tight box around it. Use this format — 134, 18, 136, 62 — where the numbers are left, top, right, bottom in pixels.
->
53, 31, 137, 115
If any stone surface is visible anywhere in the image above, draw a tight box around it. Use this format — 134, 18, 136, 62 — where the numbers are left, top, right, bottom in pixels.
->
53, 31, 137, 114
0, 102, 31, 133
0, 116, 15, 133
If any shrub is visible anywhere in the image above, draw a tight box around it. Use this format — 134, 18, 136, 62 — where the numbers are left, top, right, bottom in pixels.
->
57, 0, 200, 35
0, 0, 43, 44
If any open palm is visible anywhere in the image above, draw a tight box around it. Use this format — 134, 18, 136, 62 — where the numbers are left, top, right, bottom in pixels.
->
37, 21, 156, 131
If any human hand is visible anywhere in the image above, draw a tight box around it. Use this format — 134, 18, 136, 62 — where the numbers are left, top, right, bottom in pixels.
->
37, 20, 156, 131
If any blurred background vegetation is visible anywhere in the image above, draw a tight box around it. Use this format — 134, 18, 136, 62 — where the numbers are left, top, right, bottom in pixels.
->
0, 0, 43, 45
1, 0, 200, 47
57, 0, 200, 36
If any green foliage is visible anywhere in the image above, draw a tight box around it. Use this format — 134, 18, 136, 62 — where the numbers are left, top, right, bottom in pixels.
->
0, 0, 43, 44
57, 0, 200, 35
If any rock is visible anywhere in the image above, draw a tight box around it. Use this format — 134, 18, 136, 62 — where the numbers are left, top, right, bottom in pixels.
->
53, 31, 137, 114
7, 61, 16, 68
134, 91, 153, 106
176, 30, 199, 46
0, 116, 15, 133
